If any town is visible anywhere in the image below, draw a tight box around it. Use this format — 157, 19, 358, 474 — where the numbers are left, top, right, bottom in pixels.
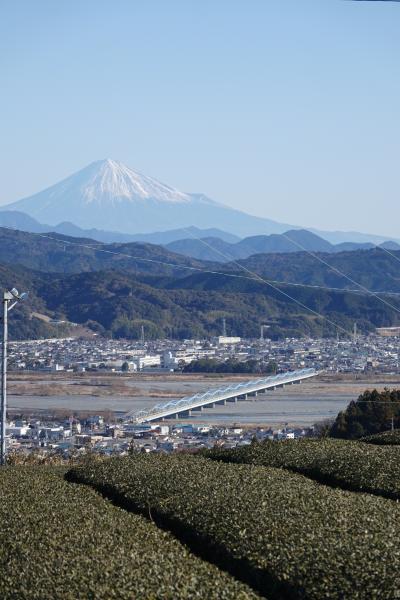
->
5, 330, 400, 461
8, 329, 400, 375
7, 416, 307, 462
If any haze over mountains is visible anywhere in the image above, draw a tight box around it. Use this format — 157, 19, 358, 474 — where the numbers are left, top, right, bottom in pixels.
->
2, 158, 398, 245
2, 208, 397, 261
3, 159, 293, 237
165, 229, 400, 262
0, 210, 239, 245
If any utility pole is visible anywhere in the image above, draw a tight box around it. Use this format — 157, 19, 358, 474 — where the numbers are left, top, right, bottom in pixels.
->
260, 324, 270, 342
1, 288, 28, 466
1, 292, 11, 465
222, 318, 227, 337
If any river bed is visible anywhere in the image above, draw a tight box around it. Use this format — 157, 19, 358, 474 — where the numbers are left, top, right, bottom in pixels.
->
9, 375, 393, 426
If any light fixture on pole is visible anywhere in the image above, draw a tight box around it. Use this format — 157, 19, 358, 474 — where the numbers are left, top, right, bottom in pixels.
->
1, 288, 28, 466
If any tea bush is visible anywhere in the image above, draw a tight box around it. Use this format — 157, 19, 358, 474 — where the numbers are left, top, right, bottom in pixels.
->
0, 467, 257, 600
361, 429, 400, 445
204, 438, 400, 499
69, 454, 400, 599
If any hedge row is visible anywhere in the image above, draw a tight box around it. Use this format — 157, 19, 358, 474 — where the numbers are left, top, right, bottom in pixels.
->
0, 467, 257, 600
69, 454, 400, 599
361, 429, 400, 445
204, 438, 400, 500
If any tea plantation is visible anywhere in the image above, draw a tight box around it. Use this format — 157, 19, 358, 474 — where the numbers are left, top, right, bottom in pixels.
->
3, 438, 400, 599
204, 438, 400, 500
69, 453, 400, 599
361, 429, 400, 445
0, 467, 257, 600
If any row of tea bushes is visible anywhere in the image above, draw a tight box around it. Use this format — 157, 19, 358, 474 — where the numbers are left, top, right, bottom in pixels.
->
69, 454, 400, 600
361, 429, 400, 445
0, 467, 257, 600
204, 438, 400, 500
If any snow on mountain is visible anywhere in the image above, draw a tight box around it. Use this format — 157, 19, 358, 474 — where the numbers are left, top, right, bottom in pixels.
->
2, 159, 291, 235
77, 159, 193, 204
12, 159, 197, 209
2, 159, 399, 243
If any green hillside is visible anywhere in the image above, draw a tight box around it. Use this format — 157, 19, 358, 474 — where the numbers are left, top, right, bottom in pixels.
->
2, 227, 400, 340
233, 247, 400, 294
0, 227, 211, 277
36, 269, 400, 339
2, 263, 400, 340
2, 228, 400, 295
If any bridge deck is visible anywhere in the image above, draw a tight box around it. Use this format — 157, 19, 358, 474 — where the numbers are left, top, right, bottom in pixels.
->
126, 368, 319, 424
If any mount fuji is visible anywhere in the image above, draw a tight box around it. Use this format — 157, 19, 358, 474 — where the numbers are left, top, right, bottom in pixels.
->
2, 159, 292, 236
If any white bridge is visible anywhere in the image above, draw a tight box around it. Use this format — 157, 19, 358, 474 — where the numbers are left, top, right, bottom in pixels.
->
126, 368, 319, 424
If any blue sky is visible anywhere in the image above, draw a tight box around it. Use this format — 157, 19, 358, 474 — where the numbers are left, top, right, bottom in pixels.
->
1, 0, 399, 236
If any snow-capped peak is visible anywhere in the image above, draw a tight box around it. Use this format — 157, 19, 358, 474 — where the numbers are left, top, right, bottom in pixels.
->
3, 158, 221, 231
80, 159, 191, 204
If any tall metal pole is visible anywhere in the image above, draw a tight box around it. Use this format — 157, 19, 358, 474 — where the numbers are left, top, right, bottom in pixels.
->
1, 295, 8, 466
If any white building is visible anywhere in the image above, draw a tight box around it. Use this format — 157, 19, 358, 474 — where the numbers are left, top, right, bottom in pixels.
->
133, 355, 161, 370
7, 425, 29, 437
214, 336, 241, 345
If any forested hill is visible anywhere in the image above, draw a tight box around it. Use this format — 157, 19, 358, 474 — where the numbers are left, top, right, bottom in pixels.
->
1, 227, 400, 295
227, 247, 400, 294
1, 227, 400, 340
0, 227, 211, 277
0, 264, 70, 340
2, 261, 400, 340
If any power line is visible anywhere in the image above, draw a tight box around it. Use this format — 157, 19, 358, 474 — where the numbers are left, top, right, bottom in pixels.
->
110, 210, 359, 336
44, 231, 400, 297
127, 199, 400, 318
158, 219, 400, 317
277, 231, 400, 316
2, 225, 395, 297
139, 192, 400, 312
2, 224, 400, 337
8, 226, 355, 336
372, 243, 400, 267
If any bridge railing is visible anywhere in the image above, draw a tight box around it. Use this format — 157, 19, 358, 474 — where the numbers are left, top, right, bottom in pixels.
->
126, 368, 318, 423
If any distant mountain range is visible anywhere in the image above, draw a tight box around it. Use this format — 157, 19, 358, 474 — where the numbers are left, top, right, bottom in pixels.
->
0, 226, 208, 279
1, 228, 400, 341
0, 210, 239, 245
0, 259, 388, 342
1, 226, 400, 294
2, 158, 399, 245
165, 229, 398, 262
0, 224, 400, 289
0, 208, 399, 266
